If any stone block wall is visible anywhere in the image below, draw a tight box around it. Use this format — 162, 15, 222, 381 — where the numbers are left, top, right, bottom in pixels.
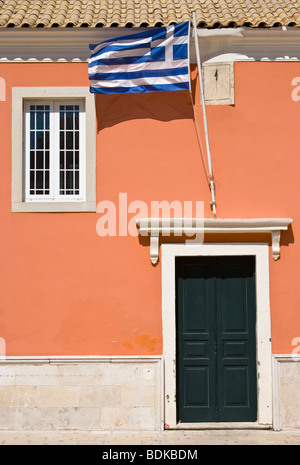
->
0, 357, 162, 431
278, 358, 300, 429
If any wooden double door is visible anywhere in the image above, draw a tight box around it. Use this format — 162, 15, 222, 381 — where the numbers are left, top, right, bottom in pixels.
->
176, 256, 257, 423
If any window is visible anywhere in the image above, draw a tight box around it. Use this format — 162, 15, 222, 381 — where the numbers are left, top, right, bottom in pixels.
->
25, 101, 85, 201
12, 88, 96, 212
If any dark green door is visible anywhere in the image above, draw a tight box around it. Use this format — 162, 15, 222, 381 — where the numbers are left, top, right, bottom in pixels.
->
176, 256, 257, 423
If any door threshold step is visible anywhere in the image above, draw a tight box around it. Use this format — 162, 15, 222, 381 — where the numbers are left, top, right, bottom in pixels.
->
170, 423, 272, 430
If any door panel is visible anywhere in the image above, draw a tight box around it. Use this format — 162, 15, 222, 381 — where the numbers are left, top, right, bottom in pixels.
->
185, 366, 209, 406
176, 258, 217, 422
176, 256, 257, 423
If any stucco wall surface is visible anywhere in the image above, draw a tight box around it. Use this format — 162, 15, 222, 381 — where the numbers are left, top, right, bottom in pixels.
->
0, 61, 298, 356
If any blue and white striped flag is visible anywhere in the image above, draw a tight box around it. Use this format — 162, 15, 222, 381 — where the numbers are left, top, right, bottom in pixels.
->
88, 21, 191, 94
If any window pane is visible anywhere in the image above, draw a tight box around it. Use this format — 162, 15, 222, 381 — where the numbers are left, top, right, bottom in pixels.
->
36, 151, 44, 169
45, 131, 49, 149
60, 131, 65, 149
75, 132, 79, 150
45, 131, 50, 149
36, 111, 44, 130
45, 151, 49, 170
45, 171, 49, 190
45, 110, 49, 129
75, 171, 79, 190
75, 151, 79, 169
58, 104, 81, 197
30, 110, 35, 128
30, 151, 35, 169
36, 171, 44, 190
60, 151, 65, 169
66, 112, 73, 130
30, 131, 35, 149
66, 131, 74, 149
27, 105, 50, 197
60, 170, 65, 190
36, 132, 44, 150
66, 170, 74, 190
30, 171, 35, 190
75, 111, 79, 130
65, 151, 74, 169
60, 111, 65, 130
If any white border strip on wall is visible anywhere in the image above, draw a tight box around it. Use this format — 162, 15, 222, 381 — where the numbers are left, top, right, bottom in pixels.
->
0, 355, 162, 364
2, 28, 300, 63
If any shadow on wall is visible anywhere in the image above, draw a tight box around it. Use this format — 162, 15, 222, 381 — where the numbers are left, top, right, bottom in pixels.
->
95, 86, 196, 131
95, 65, 199, 131
281, 224, 295, 248
136, 224, 295, 267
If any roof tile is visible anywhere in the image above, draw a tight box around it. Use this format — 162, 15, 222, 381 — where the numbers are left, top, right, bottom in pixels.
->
0, 0, 299, 28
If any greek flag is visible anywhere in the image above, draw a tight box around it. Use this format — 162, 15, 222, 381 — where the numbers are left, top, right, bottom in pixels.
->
88, 21, 190, 94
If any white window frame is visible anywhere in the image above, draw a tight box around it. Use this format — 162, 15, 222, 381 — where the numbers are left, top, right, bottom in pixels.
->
24, 100, 86, 203
12, 87, 96, 212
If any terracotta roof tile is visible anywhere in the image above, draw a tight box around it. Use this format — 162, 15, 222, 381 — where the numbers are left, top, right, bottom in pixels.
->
0, 0, 299, 28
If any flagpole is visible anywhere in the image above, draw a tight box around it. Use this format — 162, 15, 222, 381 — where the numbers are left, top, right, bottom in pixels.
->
189, 87, 210, 183
191, 12, 217, 218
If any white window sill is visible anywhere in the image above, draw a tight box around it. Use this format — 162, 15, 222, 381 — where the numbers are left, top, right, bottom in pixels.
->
12, 201, 96, 212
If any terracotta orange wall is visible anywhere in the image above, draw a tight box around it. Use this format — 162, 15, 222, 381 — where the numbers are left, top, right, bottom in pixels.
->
0, 61, 298, 356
